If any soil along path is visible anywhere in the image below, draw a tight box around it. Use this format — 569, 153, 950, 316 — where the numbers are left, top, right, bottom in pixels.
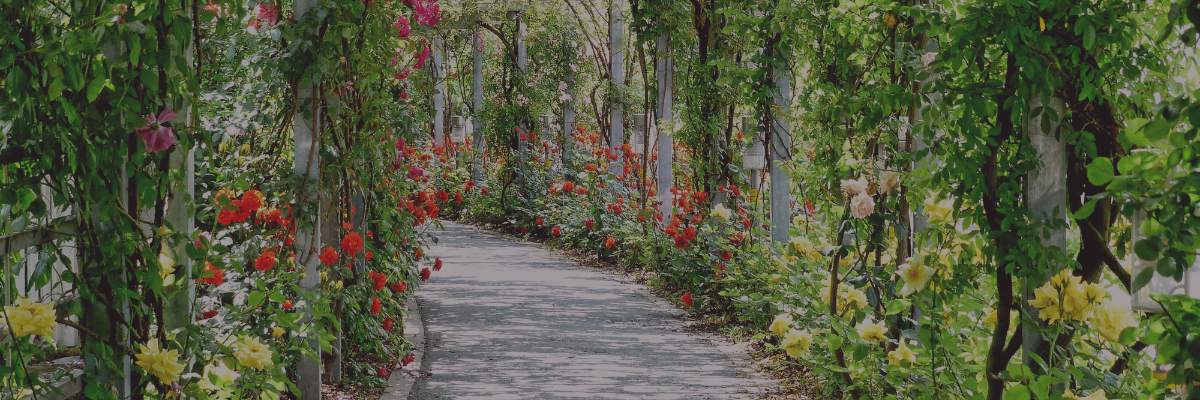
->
410, 221, 764, 399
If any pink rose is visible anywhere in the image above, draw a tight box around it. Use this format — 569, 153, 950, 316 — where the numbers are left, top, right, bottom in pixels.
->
850, 192, 875, 219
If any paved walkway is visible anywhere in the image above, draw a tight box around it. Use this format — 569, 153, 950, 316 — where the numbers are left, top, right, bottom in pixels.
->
410, 221, 765, 400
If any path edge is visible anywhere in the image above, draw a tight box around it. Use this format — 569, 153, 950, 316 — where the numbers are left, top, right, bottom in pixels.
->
379, 296, 425, 400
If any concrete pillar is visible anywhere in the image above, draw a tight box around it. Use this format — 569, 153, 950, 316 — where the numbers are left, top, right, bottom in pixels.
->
164, 22, 196, 332
472, 26, 484, 183
563, 31, 577, 167
294, 0, 323, 397
655, 33, 673, 221
608, 1, 624, 176
82, 41, 132, 400
510, 11, 528, 156
769, 62, 791, 243
432, 38, 445, 147
1022, 95, 1067, 376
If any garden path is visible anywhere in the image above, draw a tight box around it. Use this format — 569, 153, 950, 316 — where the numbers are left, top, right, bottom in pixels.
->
407, 220, 768, 400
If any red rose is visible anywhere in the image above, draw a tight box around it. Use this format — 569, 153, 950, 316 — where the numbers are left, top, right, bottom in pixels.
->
372, 273, 387, 291
681, 291, 694, 307
200, 310, 218, 320
434, 257, 443, 271
365, 251, 374, 260
199, 262, 225, 286
255, 250, 277, 271
378, 366, 390, 379
282, 299, 293, 310
217, 209, 234, 225
319, 247, 338, 266
605, 237, 616, 249
391, 282, 408, 293
342, 232, 364, 254
552, 226, 561, 236
370, 296, 382, 315
420, 267, 431, 281
383, 316, 394, 331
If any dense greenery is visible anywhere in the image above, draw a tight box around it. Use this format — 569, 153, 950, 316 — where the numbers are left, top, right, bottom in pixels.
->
2, 0, 1199, 399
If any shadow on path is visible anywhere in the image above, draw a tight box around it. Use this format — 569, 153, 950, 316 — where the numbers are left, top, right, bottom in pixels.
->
409, 221, 760, 400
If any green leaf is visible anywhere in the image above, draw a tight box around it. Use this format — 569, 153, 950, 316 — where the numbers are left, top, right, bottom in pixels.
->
1086, 157, 1114, 186
1134, 238, 1163, 261
87, 77, 106, 102
1118, 326, 1140, 346
1072, 198, 1098, 220
1004, 384, 1031, 400
886, 298, 911, 315
1083, 25, 1096, 49
1144, 119, 1173, 141
827, 335, 843, 351
5, 66, 26, 93
48, 78, 65, 102
248, 291, 266, 307
1133, 264, 1155, 292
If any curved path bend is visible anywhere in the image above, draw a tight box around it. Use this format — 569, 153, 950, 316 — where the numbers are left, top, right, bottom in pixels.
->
408, 221, 769, 400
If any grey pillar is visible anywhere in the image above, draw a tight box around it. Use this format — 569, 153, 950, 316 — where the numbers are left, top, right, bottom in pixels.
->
563, 31, 577, 166
655, 33, 674, 221
769, 62, 792, 243
432, 37, 445, 147
472, 26, 484, 183
511, 11, 528, 155
1021, 95, 1067, 376
83, 41, 132, 400
608, 2, 624, 176
164, 31, 196, 332
294, 0, 323, 396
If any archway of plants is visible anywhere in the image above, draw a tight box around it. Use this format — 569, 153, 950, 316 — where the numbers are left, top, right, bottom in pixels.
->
1, 0, 1199, 399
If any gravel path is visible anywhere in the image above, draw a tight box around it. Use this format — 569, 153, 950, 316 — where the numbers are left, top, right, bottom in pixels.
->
409, 220, 765, 400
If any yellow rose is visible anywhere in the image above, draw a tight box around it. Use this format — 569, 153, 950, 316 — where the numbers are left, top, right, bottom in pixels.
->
769, 314, 793, 337
857, 319, 888, 343
711, 204, 732, 220
781, 329, 813, 358
1029, 283, 1065, 323
1091, 303, 1138, 343
789, 236, 822, 260
198, 361, 241, 392
897, 256, 936, 297
922, 196, 954, 224
235, 336, 274, 370
272, 326, 285, 338
842, 287, 868, 313
887, 341, 917, 366
218, 141, 229, 152
3, 297, 58, 338
135, 338, 184, 383
158, 244, 177, 285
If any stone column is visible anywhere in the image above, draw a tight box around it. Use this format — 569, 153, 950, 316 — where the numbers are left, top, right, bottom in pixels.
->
769, 61, 791, 243
294, 0, 323, 397
1022, 95, 1067, 376
655, 33, 673, 221
432, 37, 445, 147
608, 1, 624, 176
472, 26, 484, 183
562, 31, 577, 166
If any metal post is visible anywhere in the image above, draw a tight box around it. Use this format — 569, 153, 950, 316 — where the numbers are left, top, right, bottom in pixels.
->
655, 33, 673, 221
608, 1, 624, 176
294, 0, 323, 396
